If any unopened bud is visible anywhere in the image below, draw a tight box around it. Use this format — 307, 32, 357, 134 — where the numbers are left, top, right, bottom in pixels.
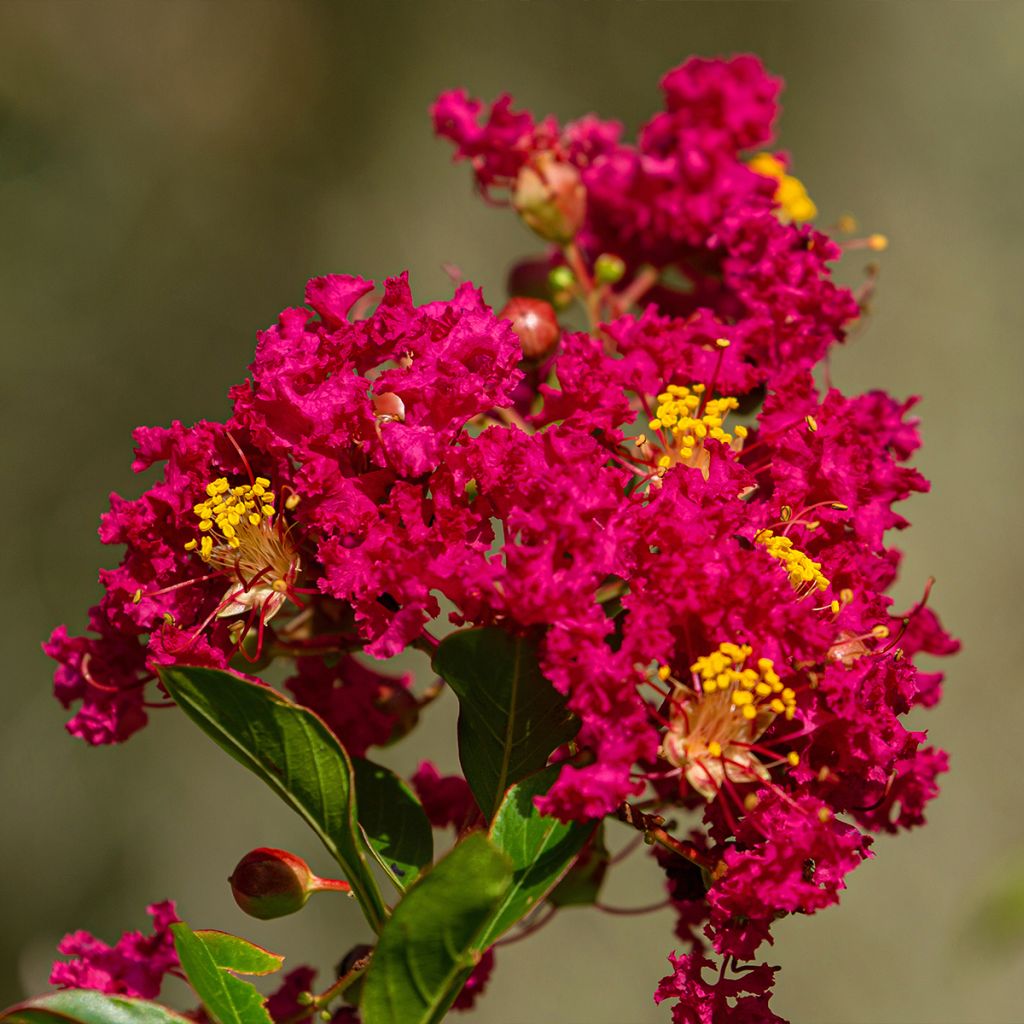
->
513, 154, 586, 244
499, 298, 560, 360
594, 253, 626, 285
229, 848, 314, 920
372, 392, 406, 424
229, 848, 351, 920
547, 265, 575, 293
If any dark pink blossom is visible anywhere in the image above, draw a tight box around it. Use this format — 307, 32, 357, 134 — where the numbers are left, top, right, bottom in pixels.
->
411, 762, 482, 833
451, 948, 495, 1012
50, 901, 180, 999
655, 951, 784, 1024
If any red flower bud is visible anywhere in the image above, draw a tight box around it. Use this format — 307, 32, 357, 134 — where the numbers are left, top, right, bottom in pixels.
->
499, 298, 560, 360
229, 848, 350, 920
512, 154, 586, 244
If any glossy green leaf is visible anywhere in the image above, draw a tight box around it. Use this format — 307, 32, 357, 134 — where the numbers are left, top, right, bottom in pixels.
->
478, 764, 596, 945
432, 628, 577, 818
359, 832, 512, 1024
171, 924, 270, 1024
192, 931, 283, 975
159, 666, 387, 932
352, 757, 433, 892
548, 822, 610, 908
1, 992, 194, 1024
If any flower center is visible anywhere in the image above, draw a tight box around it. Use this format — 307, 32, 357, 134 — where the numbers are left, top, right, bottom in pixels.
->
185, 477, 298, 601
754, 528, 830, 597
647, 382, 747, 474
659, 642, 797, 800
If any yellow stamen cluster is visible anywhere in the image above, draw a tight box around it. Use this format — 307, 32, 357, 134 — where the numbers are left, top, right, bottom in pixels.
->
185, 477, 275, 561
691, 642, 796, 722
755, 529, 830, 597
648, 383, 745, 470
748, 152, 818, 223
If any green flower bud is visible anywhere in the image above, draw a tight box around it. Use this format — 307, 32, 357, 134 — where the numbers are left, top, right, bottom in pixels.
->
513, 154, 586, 244
594, 253, 626, 285
547, 265, 575, 293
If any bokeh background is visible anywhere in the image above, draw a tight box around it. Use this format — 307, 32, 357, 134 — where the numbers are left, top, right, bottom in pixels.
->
2, 3, 1022, 1022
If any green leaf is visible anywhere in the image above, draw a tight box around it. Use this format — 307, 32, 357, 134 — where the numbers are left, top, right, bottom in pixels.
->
548, 822, 611, 908
171, 924, 271, 1024
192, 931, 284, 975
478, 764, 596, 946
359, 832, 512, 1024
432, 628, 577, 819
352, 757, 433, 893
159, 666, 388, 932
1, 992, 194, 1024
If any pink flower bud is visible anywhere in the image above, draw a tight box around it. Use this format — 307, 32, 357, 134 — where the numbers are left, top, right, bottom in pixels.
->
372, 392, 406, 423
229, 848, 321, 920
499, 298, 561, 360
512, 154, 586, 244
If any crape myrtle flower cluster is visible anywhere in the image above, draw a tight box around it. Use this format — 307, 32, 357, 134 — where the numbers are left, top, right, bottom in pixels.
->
45, 55, 956, 1022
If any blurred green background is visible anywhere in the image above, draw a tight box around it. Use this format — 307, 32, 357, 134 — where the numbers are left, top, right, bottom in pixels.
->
1, 2, 1022, 1021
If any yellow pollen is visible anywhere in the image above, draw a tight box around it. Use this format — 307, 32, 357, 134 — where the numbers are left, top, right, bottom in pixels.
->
658, 642, 801, 799
689, 643, 798, 723
188, 477, 281, 562
754, 528, 831, 597
748, 152, 818, 223
647, 383, 744, 473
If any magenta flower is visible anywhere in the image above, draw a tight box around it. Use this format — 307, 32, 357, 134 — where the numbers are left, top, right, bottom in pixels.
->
50, 901, 180, 999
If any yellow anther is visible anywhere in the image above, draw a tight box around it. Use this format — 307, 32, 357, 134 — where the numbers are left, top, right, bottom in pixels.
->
708, 740, 723, 758
254, 477, 270, 488
732, 690, 754, 706
755, 682, 772, 697
872, 625, 890, 639
818, 808, 832, 822
830, 599, 840, 614
744, 793, 760, 811
787, 751, 800, 767
715, 338, 730, 349
735, 425, 748, 439
770, 698, 785, 714
657, 665, 671, 681
132, 588, 143, 603
806, 415, 818, 432
868, 233, 889, 252
755, 529, 831, 596
748, 152, 818, 223
741, 705, 757, 720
